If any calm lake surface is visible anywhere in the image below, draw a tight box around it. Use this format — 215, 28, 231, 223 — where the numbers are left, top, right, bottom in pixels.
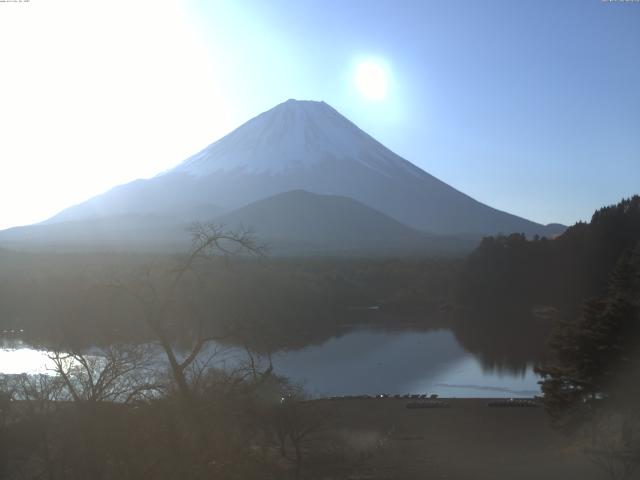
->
0, 327, 540, 398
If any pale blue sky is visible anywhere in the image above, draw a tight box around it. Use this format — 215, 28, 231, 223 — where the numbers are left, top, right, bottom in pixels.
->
186, 0, 640, 225
0, 0, 638, 228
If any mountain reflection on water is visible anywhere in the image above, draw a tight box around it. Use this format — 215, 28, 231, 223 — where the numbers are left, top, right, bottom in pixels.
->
0, 325, 541, 398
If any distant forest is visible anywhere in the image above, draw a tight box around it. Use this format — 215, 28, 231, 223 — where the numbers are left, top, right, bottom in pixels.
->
0, 196, 638, 368
0, 251, 456, 351
453, 195, 640, 370
0, 197, 639, 480
458, 195, 640, 313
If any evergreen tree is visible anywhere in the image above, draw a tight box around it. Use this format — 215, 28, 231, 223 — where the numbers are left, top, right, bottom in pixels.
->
536, 244, 640, 437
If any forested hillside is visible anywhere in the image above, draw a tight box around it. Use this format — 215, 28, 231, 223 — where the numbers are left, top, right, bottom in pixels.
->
458, 196, 640, 312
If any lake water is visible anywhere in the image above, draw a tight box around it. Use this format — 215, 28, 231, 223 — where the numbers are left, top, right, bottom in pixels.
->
0, 327, 541, 398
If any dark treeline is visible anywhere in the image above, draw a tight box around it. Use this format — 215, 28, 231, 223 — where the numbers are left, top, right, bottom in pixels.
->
537, 245, 640, 422
3, 197, 638, 372
0, 249, 458, 352
537, 227, 640, 479
0, 226, 394, 480
453, 196, 640, 369
458, 196, 640, 312
457, 197, 640, 478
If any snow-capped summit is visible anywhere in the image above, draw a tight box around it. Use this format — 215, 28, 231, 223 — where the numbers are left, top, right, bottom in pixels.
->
31, 99, 564, 239
171, 99, 420, 178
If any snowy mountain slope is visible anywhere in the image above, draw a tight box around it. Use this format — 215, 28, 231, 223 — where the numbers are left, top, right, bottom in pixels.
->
172, 99, 422, 178
35, 99, 563, 238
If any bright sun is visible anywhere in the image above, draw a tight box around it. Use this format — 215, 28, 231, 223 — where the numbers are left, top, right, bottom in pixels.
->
354, 60, 389, 101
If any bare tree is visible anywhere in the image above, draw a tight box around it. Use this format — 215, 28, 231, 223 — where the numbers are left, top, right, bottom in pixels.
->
48, 343, 161, 404
113, 222, 265, 408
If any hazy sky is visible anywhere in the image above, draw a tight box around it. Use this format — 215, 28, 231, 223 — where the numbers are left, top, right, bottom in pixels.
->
0, 0, 638, 230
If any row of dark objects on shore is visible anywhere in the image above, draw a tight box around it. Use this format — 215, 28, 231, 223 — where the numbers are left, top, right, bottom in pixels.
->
317, 395, 539, 409
320, 393, 450, 408
487, 399, 538, 407
407, 398, 540, 409
325, 393, 440, 401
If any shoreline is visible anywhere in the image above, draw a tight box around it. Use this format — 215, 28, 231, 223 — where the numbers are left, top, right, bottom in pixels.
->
308, 397, 600, 479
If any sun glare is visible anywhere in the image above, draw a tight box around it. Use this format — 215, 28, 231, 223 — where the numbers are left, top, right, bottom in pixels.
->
0, 0, 231, 230
354, 60, 389, 101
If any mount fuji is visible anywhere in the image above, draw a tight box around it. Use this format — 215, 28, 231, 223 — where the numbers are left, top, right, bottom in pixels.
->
0, 99, 564, 253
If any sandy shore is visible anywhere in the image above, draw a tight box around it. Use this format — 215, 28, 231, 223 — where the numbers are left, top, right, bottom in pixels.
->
315, 398, 601, 480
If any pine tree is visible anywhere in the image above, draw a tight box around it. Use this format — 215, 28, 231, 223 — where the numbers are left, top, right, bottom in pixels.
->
536, 245, 640, 435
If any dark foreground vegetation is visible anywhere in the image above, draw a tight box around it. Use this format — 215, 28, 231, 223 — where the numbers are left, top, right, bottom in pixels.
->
0, 225, 391, 480
0, 346, 351, 480
0, 196, 638, 479
460, 196, 640, 479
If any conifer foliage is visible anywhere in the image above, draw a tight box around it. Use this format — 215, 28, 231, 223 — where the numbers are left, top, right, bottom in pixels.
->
536, 245, 640, 479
